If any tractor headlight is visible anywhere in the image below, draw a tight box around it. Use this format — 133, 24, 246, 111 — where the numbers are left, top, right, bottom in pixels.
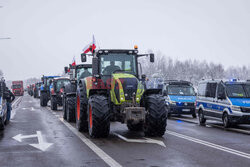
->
231, 105, 241, 112
121, 97, 124, 101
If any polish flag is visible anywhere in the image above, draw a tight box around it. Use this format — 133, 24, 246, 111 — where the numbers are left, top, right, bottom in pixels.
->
83, 35, 96, 54
72, 56, 76, 66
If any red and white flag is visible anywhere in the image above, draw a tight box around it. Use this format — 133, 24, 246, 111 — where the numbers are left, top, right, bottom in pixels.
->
72, 56, 76, 66
82, 35, 96, 54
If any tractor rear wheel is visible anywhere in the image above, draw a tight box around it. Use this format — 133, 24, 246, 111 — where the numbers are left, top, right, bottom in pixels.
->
50, 96, 57, 110
66, 96, 75, 122
40, 92, 47, 107
88, 95, 110, 138
75, 89, 88, 132
63, 95, 67, 120
143, 94, 167, 137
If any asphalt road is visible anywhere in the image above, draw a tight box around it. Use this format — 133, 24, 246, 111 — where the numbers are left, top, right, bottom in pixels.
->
0, 94, 250, 167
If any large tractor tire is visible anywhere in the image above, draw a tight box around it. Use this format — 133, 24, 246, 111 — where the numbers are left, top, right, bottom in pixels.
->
75, 87, 88, 132
40, 92, 48, 107
143, 94, 167, 137
63, 95, 67, 120
127, 122, 143, 131
66, 96, 76, 122
88, 95, 110, 138
0, 118, 5, 130
50, 96, 57, 110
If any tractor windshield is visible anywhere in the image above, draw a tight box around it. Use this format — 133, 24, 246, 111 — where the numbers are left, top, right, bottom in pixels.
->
100, 53, 137, 76
56, 79, 70, 91
77, 67, 92, 81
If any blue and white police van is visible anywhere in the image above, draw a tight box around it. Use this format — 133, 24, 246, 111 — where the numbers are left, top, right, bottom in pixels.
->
162, 80, 197, 118
0, 81, 7, 130
196, 79, 250, 127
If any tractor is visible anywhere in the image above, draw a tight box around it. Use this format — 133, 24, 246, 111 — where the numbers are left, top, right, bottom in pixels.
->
40, 76, 60, 106
50, 77, 70, 110
62, 64, 92, 122
76, 46, 167, 138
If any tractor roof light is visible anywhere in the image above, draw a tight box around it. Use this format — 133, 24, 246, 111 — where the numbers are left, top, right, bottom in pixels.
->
134, 45, 138, 50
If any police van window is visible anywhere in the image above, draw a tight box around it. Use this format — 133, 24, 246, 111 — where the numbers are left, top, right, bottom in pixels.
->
207, 83, 217, 98
198, 83, 206, 96
244, 85, 250, 97
217, 83, 225, 97
226, 84, 247, 98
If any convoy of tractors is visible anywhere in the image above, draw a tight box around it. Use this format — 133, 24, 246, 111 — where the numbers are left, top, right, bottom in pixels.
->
26, 45, 250, 138
27, 46, 168, 138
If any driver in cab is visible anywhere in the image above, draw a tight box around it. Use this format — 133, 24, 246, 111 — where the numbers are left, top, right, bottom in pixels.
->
103, 61, 120, 75
79, 68, 92, 79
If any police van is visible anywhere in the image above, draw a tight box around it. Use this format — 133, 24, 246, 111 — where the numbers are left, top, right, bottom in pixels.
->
196, 79, 250, 127
162, 80, 196, 118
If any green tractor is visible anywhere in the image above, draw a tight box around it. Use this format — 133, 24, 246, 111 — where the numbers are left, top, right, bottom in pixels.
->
63, 64, 92, 122
76, 47, 167, 138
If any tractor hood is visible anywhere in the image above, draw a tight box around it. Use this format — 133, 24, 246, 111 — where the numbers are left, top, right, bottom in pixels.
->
111, 73, 144, 104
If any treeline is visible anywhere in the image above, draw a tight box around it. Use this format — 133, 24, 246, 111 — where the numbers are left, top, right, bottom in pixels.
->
140, 52, 250, 86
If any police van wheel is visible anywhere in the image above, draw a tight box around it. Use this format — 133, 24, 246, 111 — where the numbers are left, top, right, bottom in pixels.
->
198, 110, 206, 126
223, 113, 231, 128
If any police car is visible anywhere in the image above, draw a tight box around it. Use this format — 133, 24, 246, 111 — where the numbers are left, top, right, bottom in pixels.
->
162, 80, 196, 118
196, 79, 250, 127
0, 80, 7, 130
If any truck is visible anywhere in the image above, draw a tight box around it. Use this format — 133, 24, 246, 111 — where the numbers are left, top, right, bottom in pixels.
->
76, 46, 167, 138
12, 81, 24, 96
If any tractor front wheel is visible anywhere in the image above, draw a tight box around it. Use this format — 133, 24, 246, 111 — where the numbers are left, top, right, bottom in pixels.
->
66, 96, 75, 122
88, 95, 110, 138
143, 94, 167, 137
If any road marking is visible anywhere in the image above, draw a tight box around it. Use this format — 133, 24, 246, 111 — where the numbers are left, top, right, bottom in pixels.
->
208, 124, 250, 135
113, 132, 166, 147
169, 117, 250, 135
12, 131, 53, 151
59, 118, 122, 167
11, 97, 22, 119
166, 130, 250, 159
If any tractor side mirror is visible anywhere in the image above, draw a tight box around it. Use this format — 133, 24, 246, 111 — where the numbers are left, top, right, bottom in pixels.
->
64, 67, 68, 74
81, 53, 87, 62
150, 53, 154, 62
92, 57, 99, 76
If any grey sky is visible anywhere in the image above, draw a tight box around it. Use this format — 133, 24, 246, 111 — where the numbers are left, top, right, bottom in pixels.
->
0, 0, 250, 80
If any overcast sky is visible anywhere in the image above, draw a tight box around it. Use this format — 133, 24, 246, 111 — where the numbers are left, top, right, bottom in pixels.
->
0, 0, 250, 80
